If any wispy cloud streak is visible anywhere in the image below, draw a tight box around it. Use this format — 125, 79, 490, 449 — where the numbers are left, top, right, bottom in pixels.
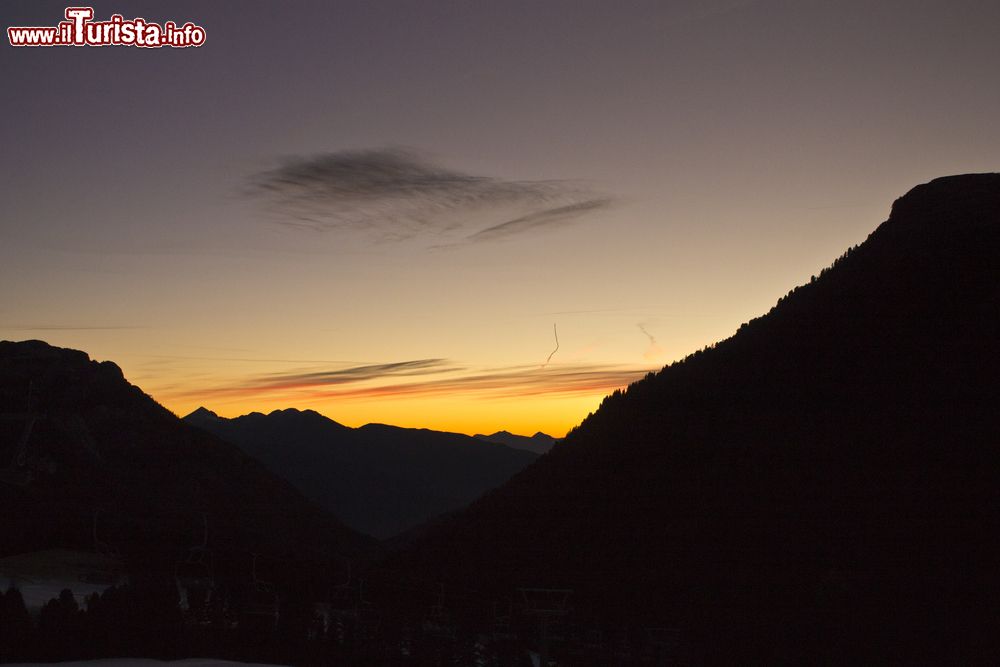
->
306, 364, 650, 401
3, 325, 147, 331
454, 199, 612, 246
254, 359, 456, 387
164, 358, 652, 404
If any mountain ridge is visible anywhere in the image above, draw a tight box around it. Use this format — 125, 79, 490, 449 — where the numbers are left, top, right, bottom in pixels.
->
0, 340, 373, 564
184, 407, 539, 539
473, 430, 558, 454
392, 173, 1000, 660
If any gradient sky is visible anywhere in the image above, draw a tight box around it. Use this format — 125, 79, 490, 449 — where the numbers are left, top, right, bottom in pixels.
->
2, 0, 999, 436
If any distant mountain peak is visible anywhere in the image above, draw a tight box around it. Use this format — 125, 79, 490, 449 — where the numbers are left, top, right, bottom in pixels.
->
184, 406, 219, 420
269, 407, 302, 414
261, 407, 347, 428
474, 430, 558, 454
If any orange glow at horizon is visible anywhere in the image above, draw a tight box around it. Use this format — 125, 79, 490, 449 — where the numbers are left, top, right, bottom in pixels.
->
160, 390, 614, 438
150, 361, 654, 437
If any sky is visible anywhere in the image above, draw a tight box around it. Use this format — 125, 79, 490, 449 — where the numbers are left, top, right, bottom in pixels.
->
2, 0, 999, 436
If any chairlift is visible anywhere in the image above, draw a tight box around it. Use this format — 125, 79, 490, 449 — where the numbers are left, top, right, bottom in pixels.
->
518, 588, 573, 617
0, 382, 38, 487
316, 556, 359, 644
492, 597, 516, 641
92, 509, 122, 559
244, 553, 279, 623
327, 556, 358, 618
517, 588, 573, 667
175, 513, 215, 612
422, 582, 455, 639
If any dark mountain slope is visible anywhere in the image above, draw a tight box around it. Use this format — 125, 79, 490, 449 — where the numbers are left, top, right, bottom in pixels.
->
185, 408, 538, 539
397, 174, 1000, 660
0, 341, 372, 566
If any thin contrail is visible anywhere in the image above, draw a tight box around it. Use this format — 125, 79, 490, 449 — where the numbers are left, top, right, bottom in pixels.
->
542, 323, 560, 367
638, 323, 664, 361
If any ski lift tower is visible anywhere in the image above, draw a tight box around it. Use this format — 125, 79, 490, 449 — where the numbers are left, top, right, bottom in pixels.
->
518, 588, 573, 667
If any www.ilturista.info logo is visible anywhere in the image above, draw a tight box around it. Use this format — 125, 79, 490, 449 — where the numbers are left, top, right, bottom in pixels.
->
8, 7, 206, 48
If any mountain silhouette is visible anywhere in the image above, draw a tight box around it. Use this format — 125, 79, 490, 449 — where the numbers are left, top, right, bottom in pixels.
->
394, 174, 1000, 661
184, 408, 539, 539
0, 340, 372, 567
473, 430, 558, 454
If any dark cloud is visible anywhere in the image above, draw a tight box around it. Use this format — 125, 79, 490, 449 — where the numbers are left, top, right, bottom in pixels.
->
248, 148, 611, 243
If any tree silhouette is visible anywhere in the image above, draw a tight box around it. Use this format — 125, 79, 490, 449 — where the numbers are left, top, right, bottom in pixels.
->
0, 587, 34, 661
38, 588, 83, 661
